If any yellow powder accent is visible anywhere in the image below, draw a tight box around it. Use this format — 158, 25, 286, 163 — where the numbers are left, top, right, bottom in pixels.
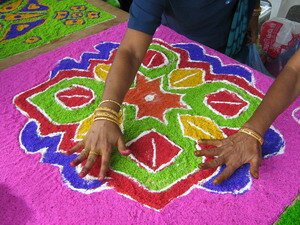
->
17, 24, 29, 31
25, 36, 40, 44
94, 63, 110, 81
169, 69, 204, 88
55, 11, 69, 20
4, 13, 43, 21
65, 19, 85, 25
87, 11, 99, 19
0, 0, 22, 13
180, 115, 224, 140
75, 116, 93, 140
71, 12, 83, 18
70, 5, 86, 11
28, 4, 40, 10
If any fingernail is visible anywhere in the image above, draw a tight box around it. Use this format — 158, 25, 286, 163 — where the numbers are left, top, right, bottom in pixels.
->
70, 162, 75, 167
79, 172, 85, 178
213, 179, 219, 185
198, 164, 203, 169
98, 176, 104, 181
121, 149, 131, 156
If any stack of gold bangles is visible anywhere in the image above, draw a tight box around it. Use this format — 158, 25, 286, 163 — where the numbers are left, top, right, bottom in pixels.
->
93, 100, 122, 126
239, 127, 264, 145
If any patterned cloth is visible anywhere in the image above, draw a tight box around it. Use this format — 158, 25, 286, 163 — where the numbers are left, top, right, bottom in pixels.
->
225, 0, 249, 57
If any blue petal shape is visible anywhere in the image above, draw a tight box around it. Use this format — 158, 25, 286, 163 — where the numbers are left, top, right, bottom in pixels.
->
202, 164, 251, 194
262, 127, 285, 157
20, 120, 103, 190
20, 0, 49, 11
173, 43, 253, 82
50, 42, 119, 78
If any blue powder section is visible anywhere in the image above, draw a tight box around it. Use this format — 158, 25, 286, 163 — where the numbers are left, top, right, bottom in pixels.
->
203, 164, 251, 193
20, 120, 103, 190
203, 127, 284, 193
262, 128, 285, 157
51, 42, 119, 78
173, 43, 253, 82
5, 19, 45, 40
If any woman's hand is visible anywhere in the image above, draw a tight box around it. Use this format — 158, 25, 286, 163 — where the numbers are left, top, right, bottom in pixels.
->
195, 132, 262, 185
67, 120, 130, 180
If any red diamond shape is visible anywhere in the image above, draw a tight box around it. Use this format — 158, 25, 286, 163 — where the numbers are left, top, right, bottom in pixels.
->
205, 89, 248, 118
127, 131, 181, 172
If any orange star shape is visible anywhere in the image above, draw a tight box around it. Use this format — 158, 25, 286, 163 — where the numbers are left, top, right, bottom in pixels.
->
125, 74, 188, 122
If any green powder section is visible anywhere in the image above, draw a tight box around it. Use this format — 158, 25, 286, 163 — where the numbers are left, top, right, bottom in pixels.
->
276, 199, 300, 225
0, 0, 115, 59
29, 77, 104, 124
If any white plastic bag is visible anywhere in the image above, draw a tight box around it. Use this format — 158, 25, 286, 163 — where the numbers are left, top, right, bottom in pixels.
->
260, 17, 300, 58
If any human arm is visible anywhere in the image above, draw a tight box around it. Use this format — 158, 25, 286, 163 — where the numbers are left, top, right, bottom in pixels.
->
67, 0, 168, 180
67, 29, 152, 180
196, 49, 300, 184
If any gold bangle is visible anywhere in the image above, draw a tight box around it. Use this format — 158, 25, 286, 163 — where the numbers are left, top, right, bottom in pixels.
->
95, 106, 121, 118
239, 128, 264, 145
94, 112, 120, 123
100, 99, 122, 109
94, 116, 120, 126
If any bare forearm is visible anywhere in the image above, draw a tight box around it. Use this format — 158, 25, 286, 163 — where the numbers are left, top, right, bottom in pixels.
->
102, 48, 142, 104
245, 53, 300, 134
100, 29, 152, 110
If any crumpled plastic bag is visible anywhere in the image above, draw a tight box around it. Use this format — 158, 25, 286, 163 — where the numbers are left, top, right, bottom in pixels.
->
260, 17, 300, 58
265, 39, 300, 77
245, 43, 271, 76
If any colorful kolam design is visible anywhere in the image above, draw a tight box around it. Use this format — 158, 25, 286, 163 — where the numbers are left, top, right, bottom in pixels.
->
1, 23, 299, 224
14, 38, 286, 209
0, 0, 115, 59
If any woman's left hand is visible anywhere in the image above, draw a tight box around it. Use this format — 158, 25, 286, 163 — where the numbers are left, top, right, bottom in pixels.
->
195, 132, 262, 185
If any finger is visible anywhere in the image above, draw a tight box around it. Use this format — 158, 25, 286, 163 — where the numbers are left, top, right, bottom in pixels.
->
78, 140, 98, 177
250, 157, 261, 179
198, 139, 223, 147
194, 147, 222, 157
199, 156, 224, 169
213, 165, 237, 185
117, 136, 131, 156
98, 147, 112, 181
79, 153, 98, 178
67, 141, 84, 155
70, 150, 89, 167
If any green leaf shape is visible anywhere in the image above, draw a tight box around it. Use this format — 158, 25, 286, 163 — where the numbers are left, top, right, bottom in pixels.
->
29, 77, 103, 124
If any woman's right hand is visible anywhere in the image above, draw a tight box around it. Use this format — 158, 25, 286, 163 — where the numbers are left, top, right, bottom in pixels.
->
67, 120, 131, 180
